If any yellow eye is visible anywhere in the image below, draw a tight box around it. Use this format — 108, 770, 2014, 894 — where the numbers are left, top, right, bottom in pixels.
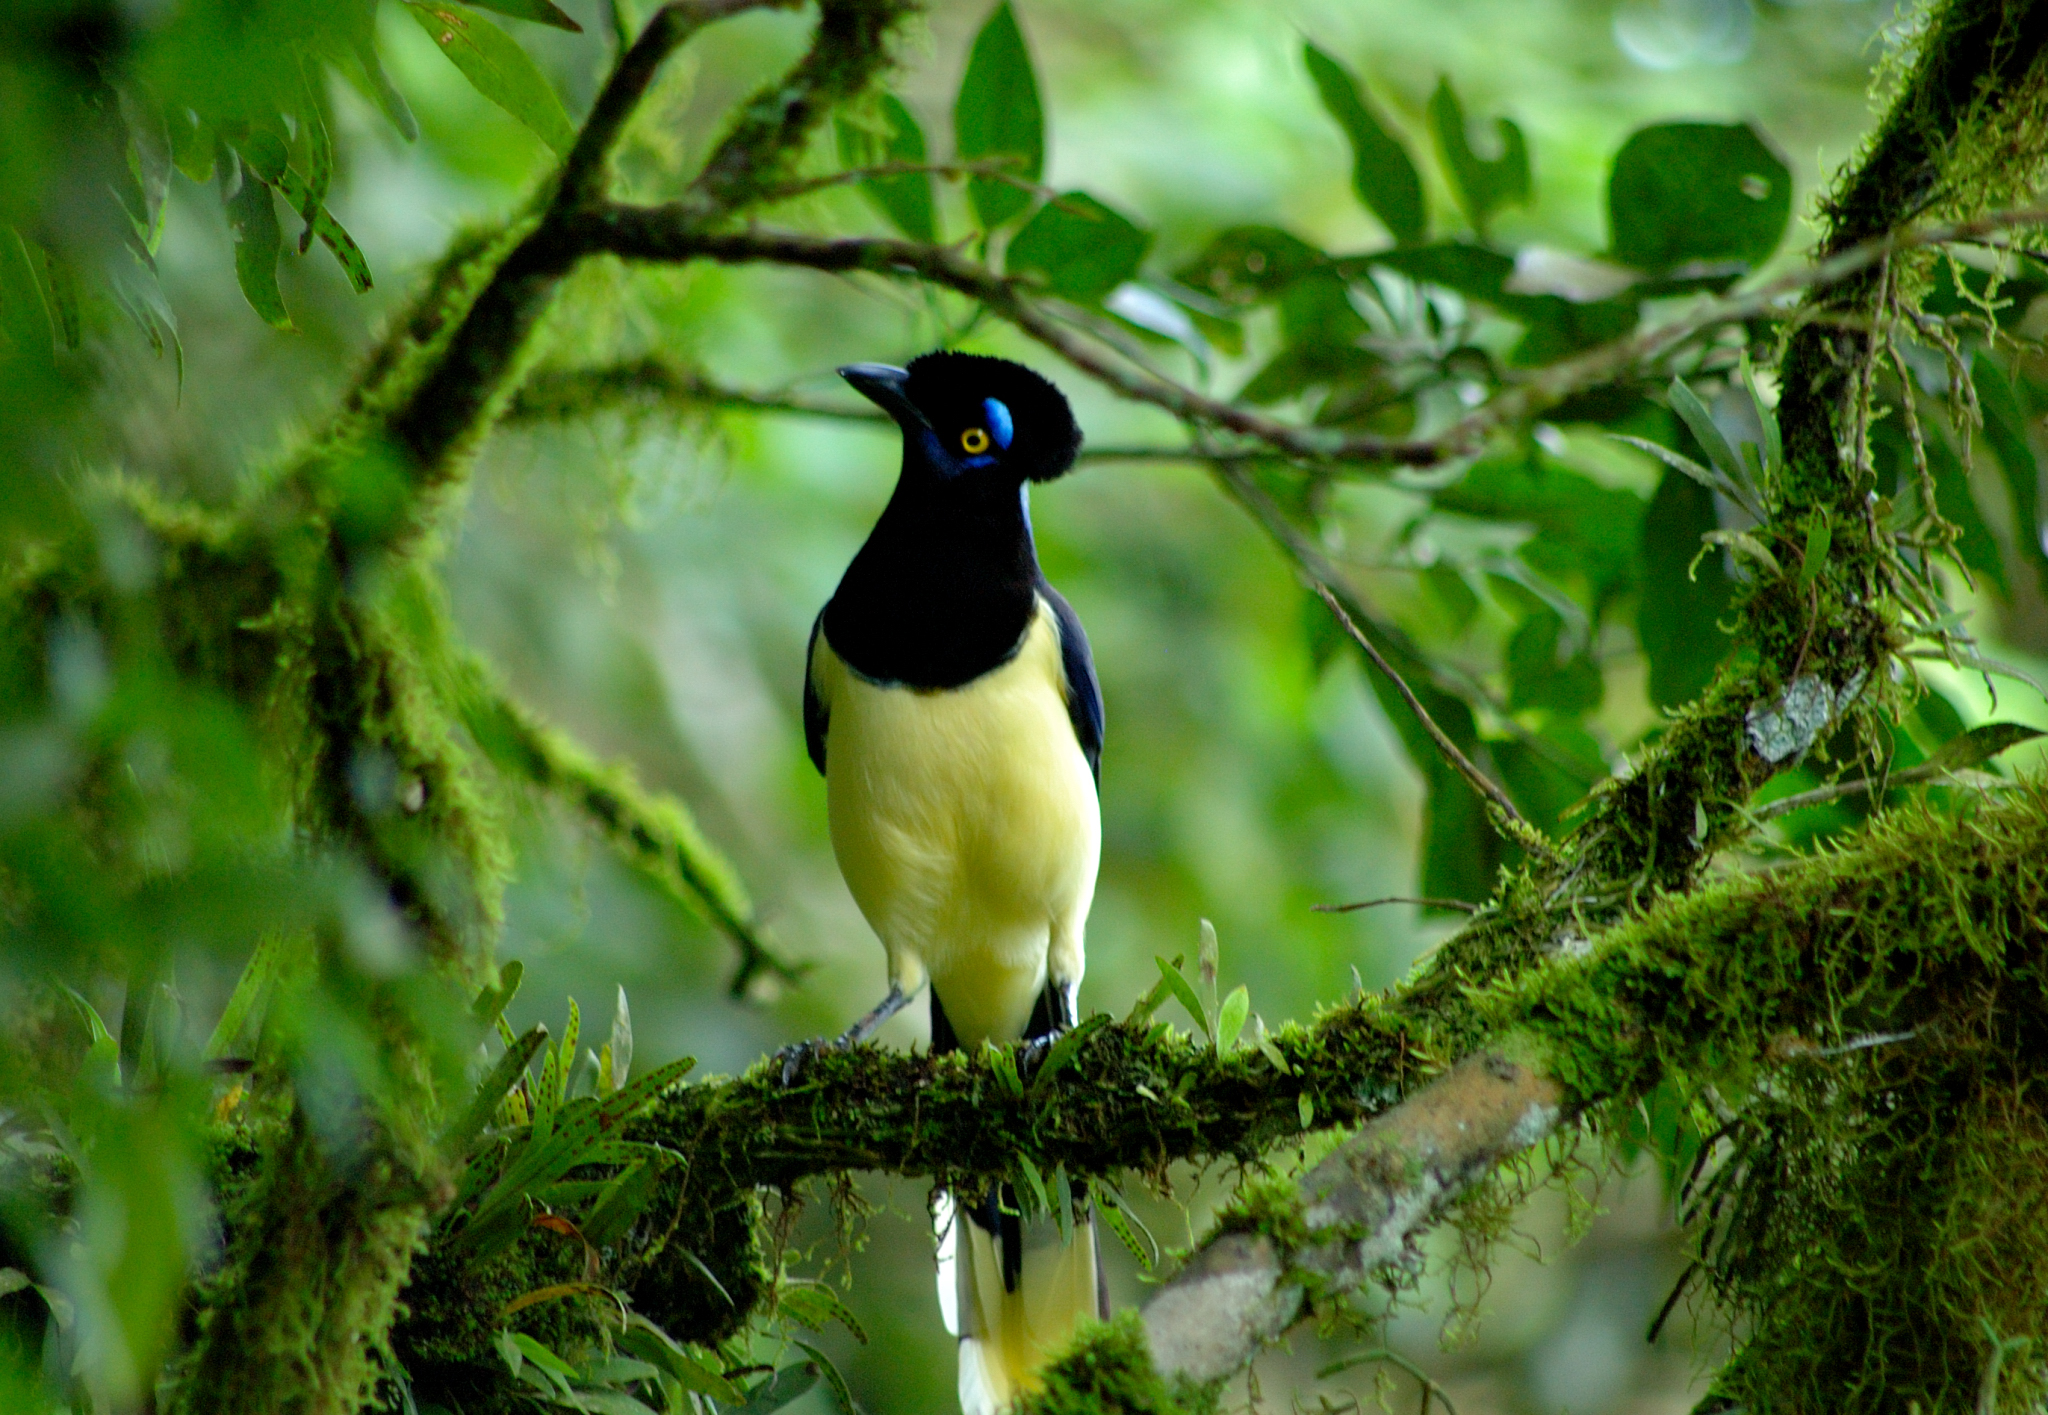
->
960, 427, 991, 455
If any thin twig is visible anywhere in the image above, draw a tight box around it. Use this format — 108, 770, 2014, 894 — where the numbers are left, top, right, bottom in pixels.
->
1752, 759, 1989, 820
1313, 896, 1480, 914
1312, 582, 1549, 854
563, 203, 2048, 472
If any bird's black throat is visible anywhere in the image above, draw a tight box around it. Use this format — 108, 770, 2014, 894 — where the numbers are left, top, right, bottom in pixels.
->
822, 480, 1041, 690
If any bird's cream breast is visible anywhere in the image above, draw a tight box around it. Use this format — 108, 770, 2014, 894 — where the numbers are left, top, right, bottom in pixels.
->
813, 597, 1100, 1044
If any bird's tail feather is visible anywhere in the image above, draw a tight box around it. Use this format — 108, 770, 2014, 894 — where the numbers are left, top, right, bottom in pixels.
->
948, 1198, 1102, 1415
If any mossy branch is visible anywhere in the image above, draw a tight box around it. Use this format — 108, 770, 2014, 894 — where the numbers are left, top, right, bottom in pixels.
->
462, 675, 802, 994
597, 783, 2048, 1406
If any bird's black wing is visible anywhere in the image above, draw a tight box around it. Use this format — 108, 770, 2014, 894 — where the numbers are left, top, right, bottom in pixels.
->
802, 608, 829, 775
1038, 580, 1102, 783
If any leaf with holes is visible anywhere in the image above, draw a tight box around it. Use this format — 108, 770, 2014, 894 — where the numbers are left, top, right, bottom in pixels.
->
1428, 77, 1529, 239
1608, 121, 1789, 275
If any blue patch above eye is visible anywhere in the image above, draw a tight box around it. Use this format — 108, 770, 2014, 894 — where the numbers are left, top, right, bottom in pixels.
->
983, 398, 1014, 450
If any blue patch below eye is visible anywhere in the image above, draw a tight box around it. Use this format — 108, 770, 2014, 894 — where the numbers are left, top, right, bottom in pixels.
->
983, 397, 1014, 450
961, 454, 998, 469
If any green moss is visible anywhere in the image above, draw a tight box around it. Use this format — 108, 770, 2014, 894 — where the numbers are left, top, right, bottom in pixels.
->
1014, 1312, 1214, 1415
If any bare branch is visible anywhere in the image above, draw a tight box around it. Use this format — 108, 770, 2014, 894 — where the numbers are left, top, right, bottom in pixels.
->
1314, 583, 1550, 857
558, 205, 2048, 474
1142, 1047, 1565, 1386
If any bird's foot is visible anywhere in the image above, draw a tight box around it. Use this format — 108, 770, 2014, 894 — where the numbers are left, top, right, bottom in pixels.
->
1017, 1028, 1064, 1083
775, 1036, 838, 1087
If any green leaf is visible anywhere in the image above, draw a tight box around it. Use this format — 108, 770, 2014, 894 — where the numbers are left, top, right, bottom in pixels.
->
510, 1332, 579, 1380
779, 1283, 868, 1343
1096, 1190, 1156, 1269
1506, 609, 1602, 715
1927, 721, 2044, 772
836, 94, 935, 242
1214, 985, 1250, 1052
1175, 225, 1329, 305
1911, 682, 1968, 749
220, 147, 292, 330
1303, 44, 1424, 245
730, 1364, 821, 1415
268, 167, 374, 293
954, 2, 1043, 228
1639, 466, 1736, 710
1881, 419, 2010, 598
1028, 1013, 1109, 1097
793, 1339, 862, 1415
63, 986, 122, 1092
1974, 353, 2048, 599
581, 1156, 668, 1248
405, 3, 576, 155
606, 984, 633, 1091
985, 1041, 1024, 1099
1298, 1092, 1315, 1130
458, 0, 584, 31
1427, 77, 1529, 240
351, 31, 420, 141
1152, 955, 1210, 1040
292, 61, 336, 253
168, 105, 215, 183
1016, 1152, 1052, 1217
1052, 1165, 1074, 1244
1667, 378, 1746, 488
205, 933, 288, 1062
474, 959, 525, 1028
1007, 193, 1151, 303
115, 82, 173, 255
616, 1322, 742, 1404
1608, 121, 1790, 275
1799, 512, 1833, 593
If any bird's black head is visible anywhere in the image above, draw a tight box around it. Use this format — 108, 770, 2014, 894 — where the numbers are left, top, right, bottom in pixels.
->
839, 351, 1083, 486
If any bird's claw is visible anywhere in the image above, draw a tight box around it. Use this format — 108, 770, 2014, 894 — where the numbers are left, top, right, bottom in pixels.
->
775, 1036, 834, 1087
1017, 1029, 1063, 1083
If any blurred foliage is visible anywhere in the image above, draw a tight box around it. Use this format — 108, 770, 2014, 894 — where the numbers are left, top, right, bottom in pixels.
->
4, 0, 2048, 1411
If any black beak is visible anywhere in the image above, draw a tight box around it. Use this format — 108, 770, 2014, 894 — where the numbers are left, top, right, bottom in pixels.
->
838, 363, 924, 427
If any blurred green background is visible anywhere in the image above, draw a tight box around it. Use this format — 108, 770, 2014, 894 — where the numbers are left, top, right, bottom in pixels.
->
35, 0, 2048, 1409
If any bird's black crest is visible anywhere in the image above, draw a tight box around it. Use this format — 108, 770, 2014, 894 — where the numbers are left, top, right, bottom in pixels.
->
904, 351, 1083, 482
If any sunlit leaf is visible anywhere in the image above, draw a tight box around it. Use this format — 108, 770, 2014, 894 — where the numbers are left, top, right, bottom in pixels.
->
1304, 44, 1425, 245
1006, 193, 1151, 303
836, 93, 935, 242
1608, 121, 1789, 275
1215, 985, 1250, 1052
1152, 955, 1210, 1040
405, 3, 576, 155
1427, 76, 1529, 240
954, 2, 1043, 228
